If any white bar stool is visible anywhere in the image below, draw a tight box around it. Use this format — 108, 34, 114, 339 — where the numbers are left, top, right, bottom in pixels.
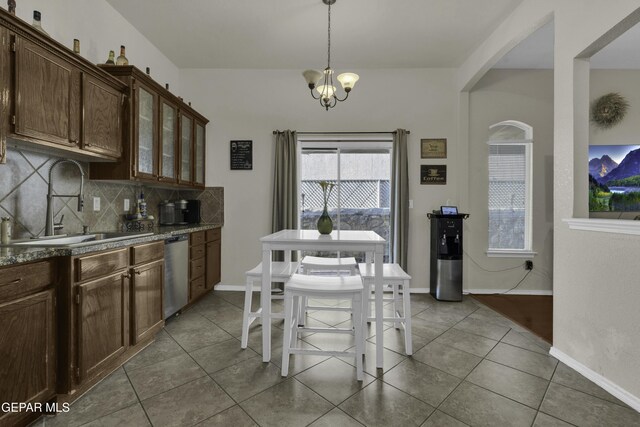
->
358, 262, 413, 355
299, 255, 358, 324
300, 255, 358, 275
241, 261, 300, 348
281, 273, 366, 381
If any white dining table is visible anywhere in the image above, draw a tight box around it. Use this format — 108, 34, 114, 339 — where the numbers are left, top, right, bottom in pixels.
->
260, 229, 387, 369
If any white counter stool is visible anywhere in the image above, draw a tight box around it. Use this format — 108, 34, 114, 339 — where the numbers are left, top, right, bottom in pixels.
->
299, 255, 358, 325
241, 261, 300, 348
300, 255, 358, 275
358, 262, 413, 355
281, 273, 366, 381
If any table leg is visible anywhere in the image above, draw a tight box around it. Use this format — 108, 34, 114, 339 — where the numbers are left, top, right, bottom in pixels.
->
374, 244, 384, 369
261, 247, 272, 362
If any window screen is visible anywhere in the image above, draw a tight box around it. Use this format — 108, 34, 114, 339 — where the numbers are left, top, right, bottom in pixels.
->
488, 143, 530, 250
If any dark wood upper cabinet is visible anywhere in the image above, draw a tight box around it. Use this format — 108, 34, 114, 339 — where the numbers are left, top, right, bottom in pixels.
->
14, 35, 80, 148
178, 111, 194, 186
194, 120, 206, 188
159, 97, 179, 184
82, 74, 123, 158
92, 65, 209, 189
0, 9, 126, 161
133, 81, 159, 179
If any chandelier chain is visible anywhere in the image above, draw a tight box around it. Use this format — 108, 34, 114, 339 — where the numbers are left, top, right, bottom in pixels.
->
327, 1, 331, 69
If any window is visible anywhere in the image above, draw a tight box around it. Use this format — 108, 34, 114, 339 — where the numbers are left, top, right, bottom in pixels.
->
298, 135, 392, 261
487, 121, 535, 257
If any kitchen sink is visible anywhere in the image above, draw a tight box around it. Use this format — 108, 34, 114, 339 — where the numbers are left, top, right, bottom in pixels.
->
4, 231, 154, 248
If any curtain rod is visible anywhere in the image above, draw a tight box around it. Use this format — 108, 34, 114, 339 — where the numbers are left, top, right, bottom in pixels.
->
272, 130, 410, 135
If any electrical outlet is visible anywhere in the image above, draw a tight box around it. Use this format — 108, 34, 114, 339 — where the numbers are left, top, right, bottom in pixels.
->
124, 199, 130, 212
409, 200, 414, 209
525, 260, 533, 270
93, 197, 100, 212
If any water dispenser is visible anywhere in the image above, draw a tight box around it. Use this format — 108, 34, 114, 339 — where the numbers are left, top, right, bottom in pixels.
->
427, 208, 469, 301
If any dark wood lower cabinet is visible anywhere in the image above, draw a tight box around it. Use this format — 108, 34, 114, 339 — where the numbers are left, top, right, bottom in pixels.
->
131, 259, 164, 344
0, 289, 55, 427
206, 238, 221, 289
77, 271, 129, 382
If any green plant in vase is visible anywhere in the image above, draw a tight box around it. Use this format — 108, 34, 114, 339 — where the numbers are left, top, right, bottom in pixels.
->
317, 180, 335, 234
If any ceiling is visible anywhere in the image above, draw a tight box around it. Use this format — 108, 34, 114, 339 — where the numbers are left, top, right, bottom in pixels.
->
492, 17, 640, 70
106, 0, 524, 69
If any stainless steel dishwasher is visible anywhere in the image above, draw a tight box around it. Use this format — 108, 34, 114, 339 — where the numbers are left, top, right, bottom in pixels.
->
164, 234, 189, 319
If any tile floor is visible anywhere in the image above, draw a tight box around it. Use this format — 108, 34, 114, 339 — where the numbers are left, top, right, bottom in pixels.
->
36, 291, 640, 427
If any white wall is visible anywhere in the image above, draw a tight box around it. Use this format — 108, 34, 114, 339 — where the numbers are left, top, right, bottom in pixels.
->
179, 68, 459, 290
467, 69, 554, 292
458, 0, 640, 405
9, 0, 181, 92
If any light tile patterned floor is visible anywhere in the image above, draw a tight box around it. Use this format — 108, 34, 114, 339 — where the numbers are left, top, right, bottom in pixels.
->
37, 291, 640, 427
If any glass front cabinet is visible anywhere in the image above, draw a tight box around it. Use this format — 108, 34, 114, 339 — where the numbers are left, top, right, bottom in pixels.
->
135, 83, 158, 179
91, 65, 208, 189
194, 121, 206, 187
159, 98, 178, 184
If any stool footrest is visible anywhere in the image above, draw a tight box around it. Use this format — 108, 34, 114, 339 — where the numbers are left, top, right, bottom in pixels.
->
288, 348, 355, 358
298, 326, 353, 334
306, 305, 351, 312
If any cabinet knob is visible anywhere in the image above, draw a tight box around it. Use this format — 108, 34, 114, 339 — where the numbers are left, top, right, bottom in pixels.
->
134, 270, 141, 275
121, 273, 131, 279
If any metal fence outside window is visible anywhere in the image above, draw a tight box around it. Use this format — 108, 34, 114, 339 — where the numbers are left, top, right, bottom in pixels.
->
300, 180, 390, 211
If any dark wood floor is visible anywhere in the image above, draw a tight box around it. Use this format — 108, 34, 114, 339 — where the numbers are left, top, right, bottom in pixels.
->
471, 294, 553, 343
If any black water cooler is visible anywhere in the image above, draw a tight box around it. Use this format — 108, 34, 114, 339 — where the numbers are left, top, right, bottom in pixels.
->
428, 212, 469, 301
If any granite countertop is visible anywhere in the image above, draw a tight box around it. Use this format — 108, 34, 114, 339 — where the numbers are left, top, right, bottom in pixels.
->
0, 223, 223, 267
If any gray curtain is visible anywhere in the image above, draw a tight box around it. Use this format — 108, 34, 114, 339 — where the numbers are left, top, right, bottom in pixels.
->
390, 129, 409, 270
272, 130, 298, 261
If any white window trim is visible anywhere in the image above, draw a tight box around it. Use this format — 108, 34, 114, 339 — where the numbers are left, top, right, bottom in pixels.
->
563, 218, 640, 236
486, 249, 538, 258
486, 127, 534, 257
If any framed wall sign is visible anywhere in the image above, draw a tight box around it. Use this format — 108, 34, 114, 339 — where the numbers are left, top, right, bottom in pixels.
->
230, 140, 253, 170
421, 165, 447, 185
421, 138, 447, 159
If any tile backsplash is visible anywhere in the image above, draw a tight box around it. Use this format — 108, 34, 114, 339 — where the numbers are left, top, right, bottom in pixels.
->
0, 148, 223, 239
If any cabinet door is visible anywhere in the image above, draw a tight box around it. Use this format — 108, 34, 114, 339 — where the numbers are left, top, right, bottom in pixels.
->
0, 290, 55, 418
206, 239, 221, 289
134, 83, 158, 179
159, 98, 178, 183
82, 74, 123, 158
194, 121, 206, 187
131, 260, 164, 344
77, 272, 128, 382
14, 36, 80, 147
179, 113, 193, 185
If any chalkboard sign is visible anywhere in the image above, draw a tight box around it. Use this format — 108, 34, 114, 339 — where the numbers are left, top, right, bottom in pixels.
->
230, 140, 252, 170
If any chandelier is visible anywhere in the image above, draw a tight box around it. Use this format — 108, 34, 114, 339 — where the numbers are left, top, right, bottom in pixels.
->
302, 0, 359, 110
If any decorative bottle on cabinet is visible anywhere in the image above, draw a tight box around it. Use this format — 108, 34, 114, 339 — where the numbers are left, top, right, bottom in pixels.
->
32, 10, 48, 35
116, 45, 129, 65
105, 50, 115, 64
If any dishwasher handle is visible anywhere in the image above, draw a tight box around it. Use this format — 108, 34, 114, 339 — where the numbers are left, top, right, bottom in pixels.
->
165, 234, 189, 244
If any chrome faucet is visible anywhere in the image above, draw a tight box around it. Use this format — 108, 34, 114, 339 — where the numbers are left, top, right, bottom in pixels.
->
45, 159, 84, 236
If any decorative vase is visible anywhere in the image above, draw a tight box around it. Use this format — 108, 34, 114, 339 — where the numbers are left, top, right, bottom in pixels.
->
317, 206, 333, 234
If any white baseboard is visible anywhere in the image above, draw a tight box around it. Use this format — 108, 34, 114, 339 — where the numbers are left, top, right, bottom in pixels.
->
214, 285, 552, 296
214, 284, 248, 291
549, 346, 640, 413
465, 289, 553, 296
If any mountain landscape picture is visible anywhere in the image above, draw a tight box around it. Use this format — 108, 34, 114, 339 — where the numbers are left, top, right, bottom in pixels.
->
589, 144, 640, 211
